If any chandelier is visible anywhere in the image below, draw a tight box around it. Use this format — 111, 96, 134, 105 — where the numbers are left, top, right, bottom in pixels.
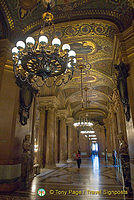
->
73, 66, 93, 128
11, 3, 77, 88
81, 131, 97, 141
81, 130, 95, 134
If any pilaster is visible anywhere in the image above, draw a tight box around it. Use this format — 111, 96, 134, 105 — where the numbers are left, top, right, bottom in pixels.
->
57, 109, 68, 164
66, 117, 74, 162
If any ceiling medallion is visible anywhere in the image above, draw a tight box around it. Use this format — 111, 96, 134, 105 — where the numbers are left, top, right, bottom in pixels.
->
11, 3, 77, 88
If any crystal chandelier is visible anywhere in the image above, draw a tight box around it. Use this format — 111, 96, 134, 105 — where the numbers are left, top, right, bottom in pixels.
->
11, 3, 77, 88
81, 130, 95, 134
73, 121, 93, 127
73, 66, 93, 128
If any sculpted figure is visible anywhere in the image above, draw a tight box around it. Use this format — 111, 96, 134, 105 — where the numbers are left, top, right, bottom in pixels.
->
21, 135, 32, 184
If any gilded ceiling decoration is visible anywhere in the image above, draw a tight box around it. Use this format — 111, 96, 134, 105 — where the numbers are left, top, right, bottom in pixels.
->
39, 19, 116, 121
0, 0, 133, 40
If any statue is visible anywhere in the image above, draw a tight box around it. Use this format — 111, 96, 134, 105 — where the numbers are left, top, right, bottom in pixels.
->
119, 137, 133, 195
114, 62, 130, 121
21, 135, 33, 185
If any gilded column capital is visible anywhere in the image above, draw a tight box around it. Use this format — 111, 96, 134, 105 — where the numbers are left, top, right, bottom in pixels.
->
112, 88, 121, 111
57, 109, 69, 120
103, 117, 109, 125
66, 117, 74, 126
38, 106, 45, 112
39, 96, 60, 110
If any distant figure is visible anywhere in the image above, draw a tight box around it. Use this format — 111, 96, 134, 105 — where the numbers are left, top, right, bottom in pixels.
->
76, 150, 81, 169
112, 150, 116, 166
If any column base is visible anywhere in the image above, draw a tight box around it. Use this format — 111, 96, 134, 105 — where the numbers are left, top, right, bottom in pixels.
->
67, 159, 73, 163
56, 161, 67, 168
44, 164, 56, 169
0, 178, 21, 192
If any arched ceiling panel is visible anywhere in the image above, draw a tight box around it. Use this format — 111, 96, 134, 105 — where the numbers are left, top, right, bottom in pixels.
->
0, 0, 133, 40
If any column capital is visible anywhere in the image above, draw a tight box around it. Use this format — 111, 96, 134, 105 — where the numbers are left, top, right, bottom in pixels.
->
39, 96, 60, 110
66, 117, 74, 125
57, 109, 68, 120
113, 89, 122, 111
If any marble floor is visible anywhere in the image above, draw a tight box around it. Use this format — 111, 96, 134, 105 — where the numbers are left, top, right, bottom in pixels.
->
0, 155, 133, 200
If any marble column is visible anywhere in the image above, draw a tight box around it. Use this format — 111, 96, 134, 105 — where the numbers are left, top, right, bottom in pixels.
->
54, 117, 59, 164
57, 110, 68, 164
73, 127, 79, 154
104, 117, 112, 156
45, 106, 56, 168
66, 117, 74, 162
37, 106, 46, 168
39, 96, 59, 168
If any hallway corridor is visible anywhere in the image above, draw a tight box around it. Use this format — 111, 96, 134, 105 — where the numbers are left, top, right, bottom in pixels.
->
0, 156, 133, 200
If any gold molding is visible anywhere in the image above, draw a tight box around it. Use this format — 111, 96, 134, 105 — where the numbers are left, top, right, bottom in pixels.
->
0, 0, 15, 30
23, 12, 119, 34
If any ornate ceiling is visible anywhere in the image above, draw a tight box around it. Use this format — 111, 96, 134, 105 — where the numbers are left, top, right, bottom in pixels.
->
47, 19, 116, 121
0, 0, 133, 40
37, 19, 117, 121
0, 0, 133, 122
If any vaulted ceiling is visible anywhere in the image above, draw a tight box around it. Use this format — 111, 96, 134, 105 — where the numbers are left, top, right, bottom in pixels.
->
0, 0, 133, 123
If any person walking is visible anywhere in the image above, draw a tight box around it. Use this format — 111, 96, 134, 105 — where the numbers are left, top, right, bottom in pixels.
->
76, 150, 81, 169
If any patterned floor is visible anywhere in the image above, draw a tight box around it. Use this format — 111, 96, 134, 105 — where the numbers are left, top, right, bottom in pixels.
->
0, 155, 133, 200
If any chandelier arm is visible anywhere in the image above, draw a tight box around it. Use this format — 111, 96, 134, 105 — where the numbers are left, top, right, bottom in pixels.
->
45, 78, 55, 88
13, 65, 19, 78
62, 74, 71, 85
35, 80, 46, 87
18, 74, 29, 83
55, 81, 63, 87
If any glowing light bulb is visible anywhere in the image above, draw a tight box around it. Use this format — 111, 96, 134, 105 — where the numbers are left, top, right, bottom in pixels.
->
39, 36, 48, 44
16, 41, 25, 50
52, 38, 61, 46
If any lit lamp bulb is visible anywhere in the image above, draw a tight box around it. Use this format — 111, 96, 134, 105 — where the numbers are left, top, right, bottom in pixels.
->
12, 47, 19, 55
16, 41, 25, 50
18, 60, 21, 66
62, 44, 70, 51
39, 35, 48, 45
68, 50, 76, 57
26, 37, 35, 47
67, 62, 72, 68
52, 38, 61, 46
72, 58, 77, 63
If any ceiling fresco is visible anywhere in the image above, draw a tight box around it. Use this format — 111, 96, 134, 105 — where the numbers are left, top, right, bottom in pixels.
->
0, 0, 133, 40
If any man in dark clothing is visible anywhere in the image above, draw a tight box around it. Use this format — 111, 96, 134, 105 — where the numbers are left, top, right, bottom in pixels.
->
76, 150, 81, 168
